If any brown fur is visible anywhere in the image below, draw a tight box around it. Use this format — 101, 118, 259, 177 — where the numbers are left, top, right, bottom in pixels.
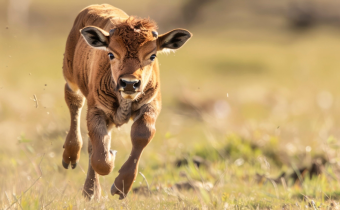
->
114, 17, 158, 60
61, 4, 191, 200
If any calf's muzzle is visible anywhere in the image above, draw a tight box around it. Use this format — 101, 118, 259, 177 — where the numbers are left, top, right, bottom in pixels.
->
117, 76, 142, 100
119, 78, 141, 92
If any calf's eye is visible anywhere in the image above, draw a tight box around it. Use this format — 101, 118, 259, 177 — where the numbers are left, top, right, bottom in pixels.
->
108, 53, 115, 60
150, 54, 156, 61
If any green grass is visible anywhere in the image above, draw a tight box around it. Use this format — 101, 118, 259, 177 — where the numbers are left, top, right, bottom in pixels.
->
2, 1, 340, 209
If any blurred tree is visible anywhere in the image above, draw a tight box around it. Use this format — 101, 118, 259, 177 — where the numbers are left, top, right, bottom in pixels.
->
180, 0, 218, 26
287, 0, 315, 29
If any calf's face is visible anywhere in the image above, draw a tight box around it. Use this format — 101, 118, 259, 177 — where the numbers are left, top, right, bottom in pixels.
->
81, 23, 192, 101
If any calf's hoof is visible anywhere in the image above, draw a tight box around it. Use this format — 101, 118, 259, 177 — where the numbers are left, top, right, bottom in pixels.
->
62, 133, 82, 169
62, 144, 82, 169
111, 183, 125, 200
62, 153, 80, 169
62, 159, 78, 169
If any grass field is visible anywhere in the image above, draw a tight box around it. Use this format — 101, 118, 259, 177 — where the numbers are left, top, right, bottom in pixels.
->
2, 0, 340, 209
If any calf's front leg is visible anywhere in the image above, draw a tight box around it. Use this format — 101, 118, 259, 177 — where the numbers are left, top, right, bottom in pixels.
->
87, 108, 116, 176
111, 106, 157, 199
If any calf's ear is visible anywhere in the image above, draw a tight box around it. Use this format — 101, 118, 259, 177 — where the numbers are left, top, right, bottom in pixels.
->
80, 26, 110, 49
157, 29, 192, 52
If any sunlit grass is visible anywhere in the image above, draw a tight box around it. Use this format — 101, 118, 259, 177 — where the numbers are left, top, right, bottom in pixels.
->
2, 1, 340, 208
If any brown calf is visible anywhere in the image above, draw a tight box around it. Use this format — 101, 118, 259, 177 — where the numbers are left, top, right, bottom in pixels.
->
61, 4, 192, 200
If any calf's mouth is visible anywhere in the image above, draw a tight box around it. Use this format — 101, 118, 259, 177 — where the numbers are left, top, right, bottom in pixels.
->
120, 91, 140, 100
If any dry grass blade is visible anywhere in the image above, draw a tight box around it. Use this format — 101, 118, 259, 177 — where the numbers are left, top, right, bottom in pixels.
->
32, 94, 38, 108
23, 150, 44, 177
291, 163, 304, 184
38, 154, 44, 176
77, 163, 86, 175
5, 177, 42, 210
268, 179, 279, 199
5, 155, 44, 210
4, 192, 11, 208
281, 177, 287, 192
12, 194, 23, 210
139, 172, 151, 197
42, 198, 55, 209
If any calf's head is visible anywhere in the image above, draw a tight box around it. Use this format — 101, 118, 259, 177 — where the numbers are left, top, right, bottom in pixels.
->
80, 18, 192, 100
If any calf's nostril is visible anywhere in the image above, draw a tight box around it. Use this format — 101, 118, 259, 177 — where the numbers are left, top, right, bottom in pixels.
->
119, 79, 127, 88
133, 81, 141, 89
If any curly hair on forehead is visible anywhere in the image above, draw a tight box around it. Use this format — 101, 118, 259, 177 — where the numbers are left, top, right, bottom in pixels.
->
116, 16, 158, 31
112, 17, 158, 59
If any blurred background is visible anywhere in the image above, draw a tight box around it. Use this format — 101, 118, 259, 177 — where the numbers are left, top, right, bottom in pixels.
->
2, 0, 340, 209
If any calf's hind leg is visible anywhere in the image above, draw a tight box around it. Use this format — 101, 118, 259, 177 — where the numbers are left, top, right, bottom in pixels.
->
62, 83, 85, 169
83, 139, 101, 200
